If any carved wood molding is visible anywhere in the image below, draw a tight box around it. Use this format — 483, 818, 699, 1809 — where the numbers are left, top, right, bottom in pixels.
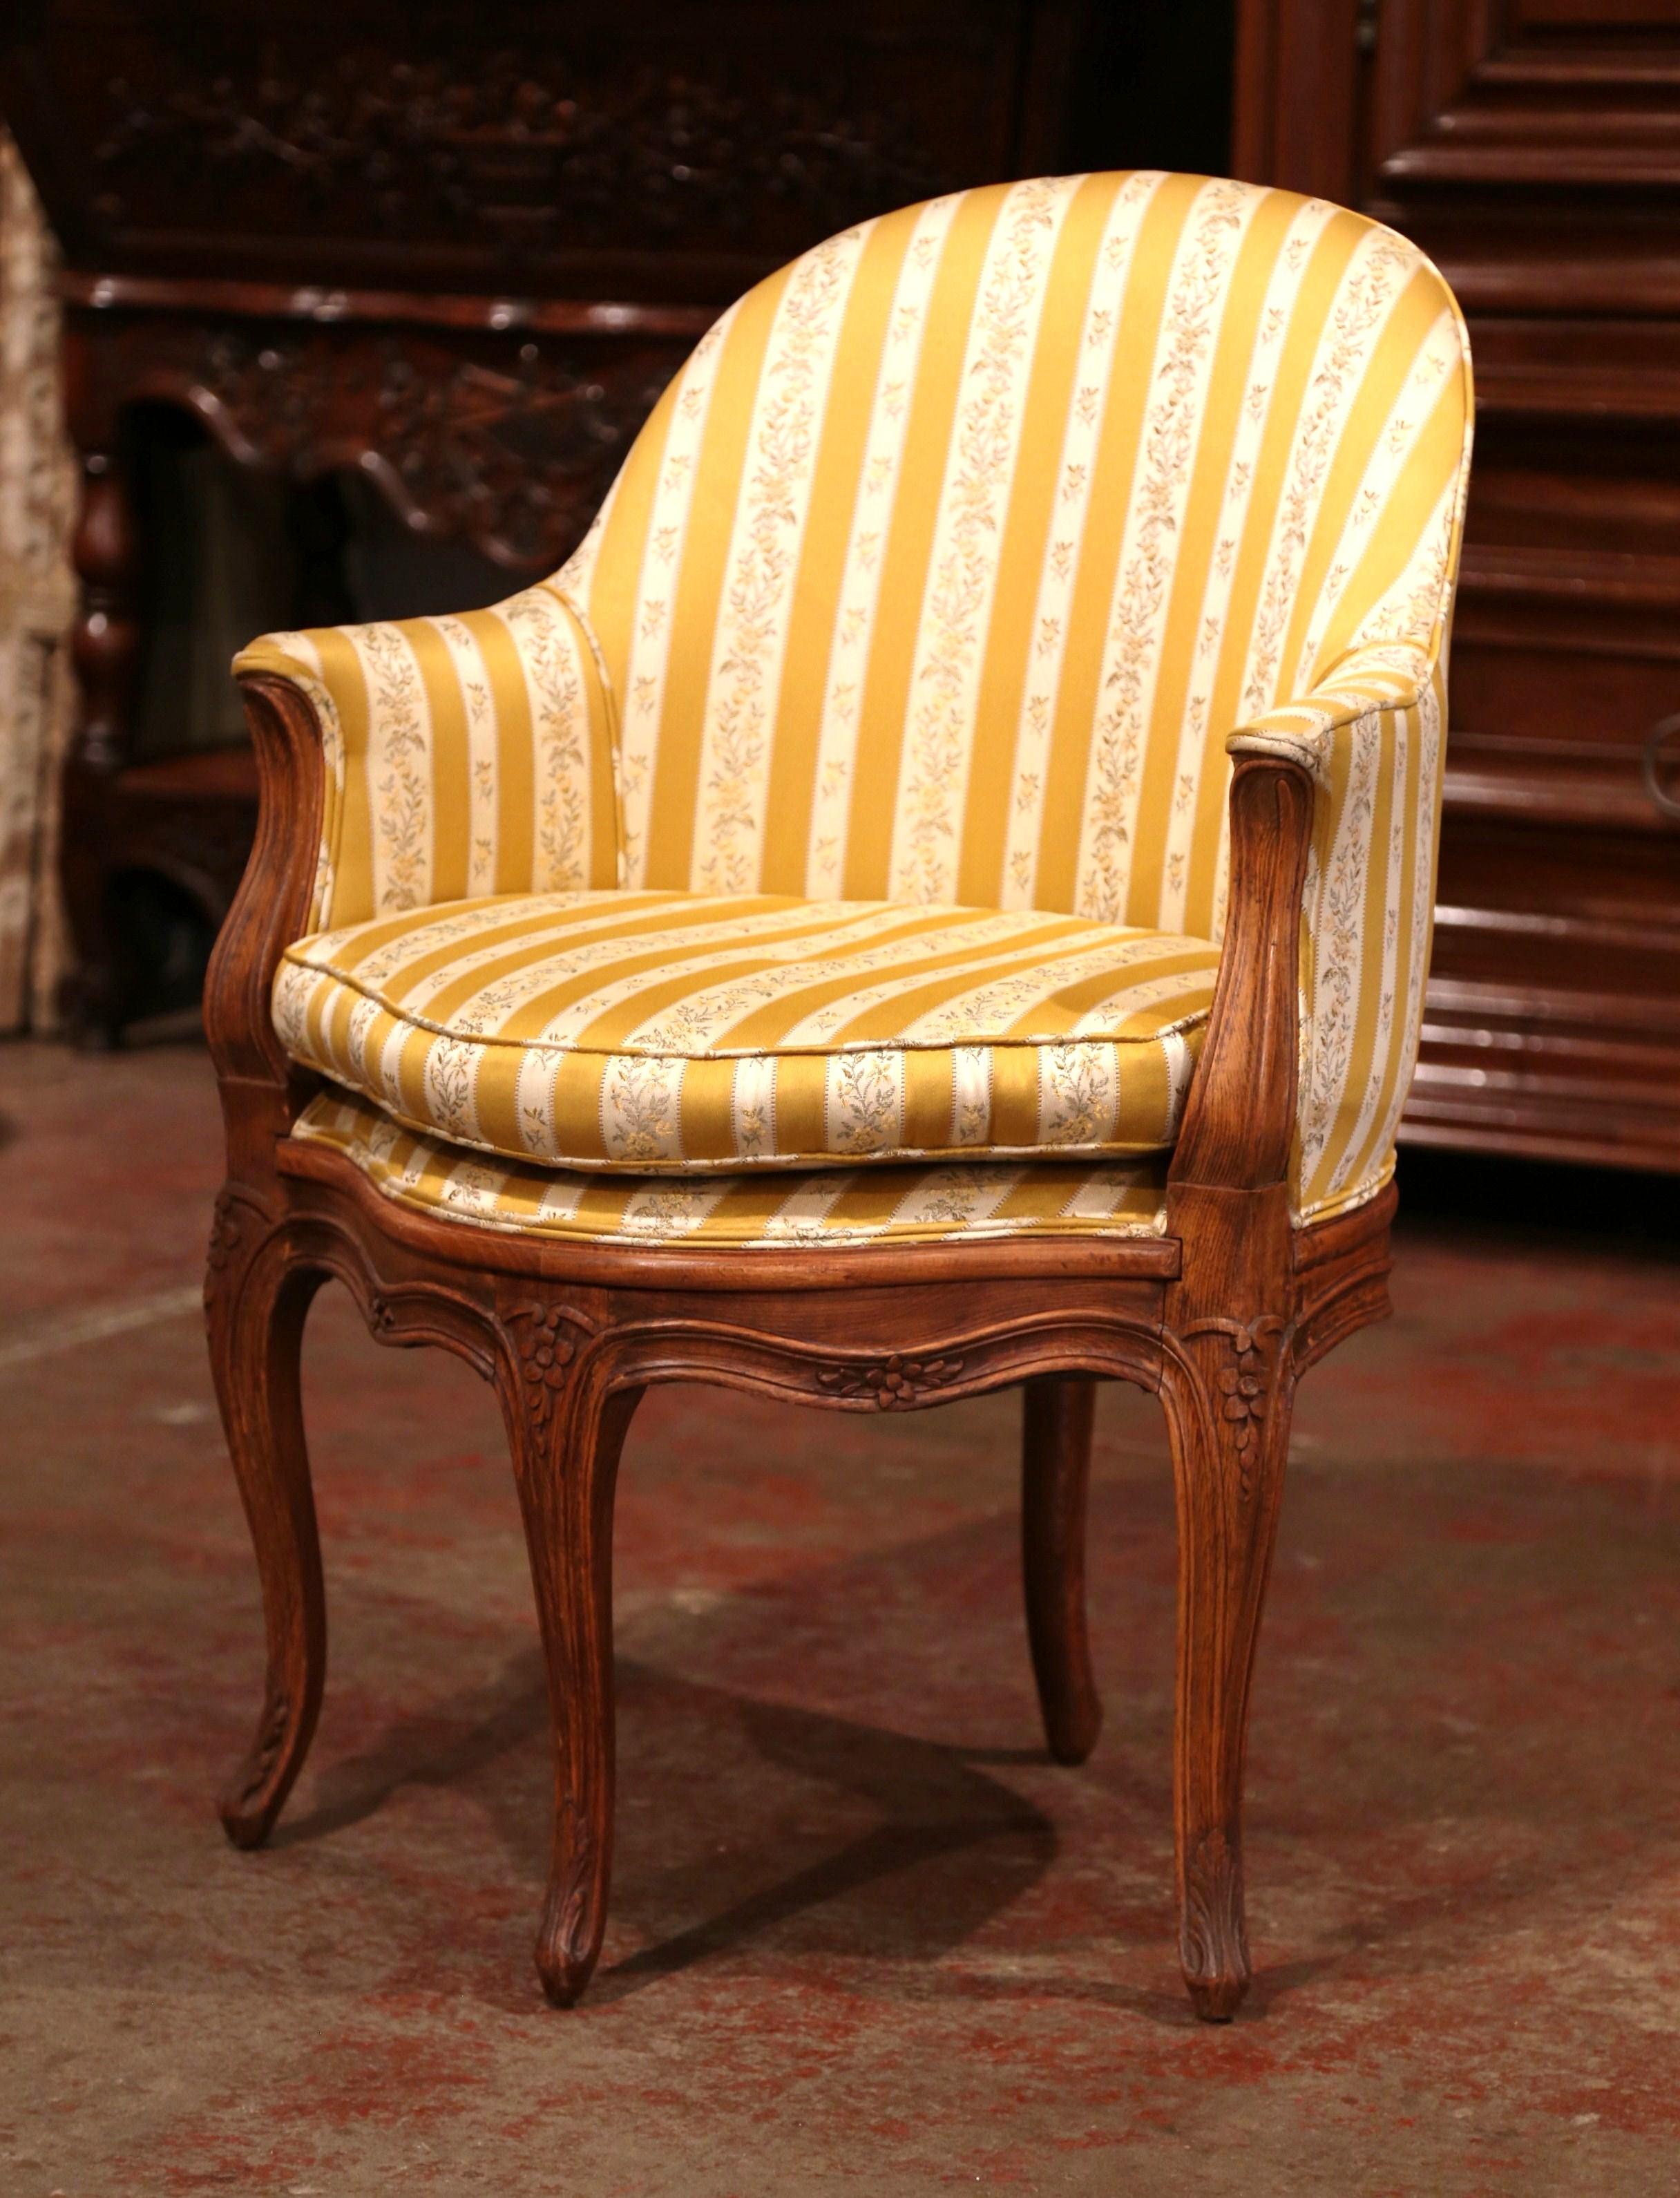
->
207, 1166, 1192, 1443
1169, 757, 1315, 1197
1368, 6, 1680, 194
89, 42, 959, 258
70, 316, 691, 570
569, 1308, 1170, 1419
1292, 1182, 1396, 1374
204, 674, 325, 1097
1237, 0, 1680, 207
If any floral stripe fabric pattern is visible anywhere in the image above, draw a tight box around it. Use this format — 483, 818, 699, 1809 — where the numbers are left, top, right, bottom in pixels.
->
276, 889, 1216, 1173
555, 173, 1471, 1221
234, 586, 622, 931
244, 172, 1472, 1226
292, 1090, 1172, 1248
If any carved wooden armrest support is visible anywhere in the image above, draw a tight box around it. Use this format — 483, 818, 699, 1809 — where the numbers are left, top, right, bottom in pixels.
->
204, 673, 330, 1141
1167, 754, 1315, 1199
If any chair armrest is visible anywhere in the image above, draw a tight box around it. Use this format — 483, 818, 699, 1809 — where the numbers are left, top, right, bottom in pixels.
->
1224, 641, 1431, 776
207, 584, 622, 1117
233, 583, 622, 936
1174, 643, 1447, 1221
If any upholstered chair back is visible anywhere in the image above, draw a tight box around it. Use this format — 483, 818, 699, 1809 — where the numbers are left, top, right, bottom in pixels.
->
557, 170, 1471, 942
238, 172, 1472, 1222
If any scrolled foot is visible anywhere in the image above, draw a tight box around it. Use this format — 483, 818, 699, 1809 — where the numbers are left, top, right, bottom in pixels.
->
1178, 1827, 1250, 2022
218, 1683, 311, 1850
1185, 1971, 1248, 2022
534, 1828, 607, 2008
535, 1935, 594, 2010
1044, 1688, 1102, 1768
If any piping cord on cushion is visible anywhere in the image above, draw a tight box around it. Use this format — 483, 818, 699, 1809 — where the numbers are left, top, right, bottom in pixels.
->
290, 1088, 1172, 1247
271, 890, 1218, 1173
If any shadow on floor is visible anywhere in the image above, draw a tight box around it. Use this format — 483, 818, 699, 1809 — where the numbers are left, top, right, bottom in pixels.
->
274, 1642, 1063, 2000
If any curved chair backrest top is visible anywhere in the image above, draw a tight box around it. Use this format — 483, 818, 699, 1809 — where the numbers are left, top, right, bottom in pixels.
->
555, 170, 1472, 945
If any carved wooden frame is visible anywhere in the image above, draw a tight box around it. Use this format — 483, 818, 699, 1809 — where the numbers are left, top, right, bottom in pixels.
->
204, 671, 1396, 2022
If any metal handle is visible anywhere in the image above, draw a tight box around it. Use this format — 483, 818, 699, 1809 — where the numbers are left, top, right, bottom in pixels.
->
1643, 712, 1680, 822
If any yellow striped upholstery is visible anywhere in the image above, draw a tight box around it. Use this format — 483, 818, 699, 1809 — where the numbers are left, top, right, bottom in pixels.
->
276, 890, 1217, 1172
236, 587, 622, 927
244, 173, 1472, 1224
293, 1089, 1170, 1247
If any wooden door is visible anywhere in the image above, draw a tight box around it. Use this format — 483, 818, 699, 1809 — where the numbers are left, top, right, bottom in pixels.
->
1237, 0, 1680, 1172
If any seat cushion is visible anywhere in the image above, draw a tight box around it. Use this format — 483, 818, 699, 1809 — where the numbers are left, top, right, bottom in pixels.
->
293, 1090, 1170, 1248
274, 889, 1219, 1174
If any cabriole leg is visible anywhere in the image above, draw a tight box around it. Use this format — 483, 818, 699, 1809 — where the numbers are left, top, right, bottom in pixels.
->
1020, 1374, 1102, 1765
1159, 1316, 1295, 2021
205, 1193, 326, 1849
500, 1327, 642, 2009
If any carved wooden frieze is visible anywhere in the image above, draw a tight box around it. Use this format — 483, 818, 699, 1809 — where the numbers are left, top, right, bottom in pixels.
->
90, 44, 957, 257
816, 1352, 966, 1408
1, 3, 1062, 296
67, 312, 694, 571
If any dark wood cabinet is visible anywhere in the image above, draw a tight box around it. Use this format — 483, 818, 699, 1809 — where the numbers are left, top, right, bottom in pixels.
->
1237, 0, 1680, 1173
1, 0, 1087, 1036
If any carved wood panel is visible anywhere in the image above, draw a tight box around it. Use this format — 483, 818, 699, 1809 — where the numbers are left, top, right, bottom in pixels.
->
64, 308, 700, 572
1368, 0, 1680, 194
1, 1, 1084, 301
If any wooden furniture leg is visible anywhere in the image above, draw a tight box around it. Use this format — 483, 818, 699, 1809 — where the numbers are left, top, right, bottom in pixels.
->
499, 1326, 642, 2007
1020, 1374, 1102, 1765
1160, 1322, 1292, 2021
204, 1195, 327, 1849
1158, 1179, 1297, 2023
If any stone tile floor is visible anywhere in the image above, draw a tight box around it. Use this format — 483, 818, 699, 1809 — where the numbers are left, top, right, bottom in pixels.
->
3, 1039, 1679, 2195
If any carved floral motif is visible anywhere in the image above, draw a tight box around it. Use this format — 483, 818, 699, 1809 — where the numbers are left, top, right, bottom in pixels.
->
817, 1352, 964, 1409
506, 1301, 587, 1431
204, 1188, 245, 1307
1180, 1311, 1296, 1497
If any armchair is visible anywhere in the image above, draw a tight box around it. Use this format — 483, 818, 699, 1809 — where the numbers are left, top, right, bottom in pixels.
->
206, 171, 1472, 2020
